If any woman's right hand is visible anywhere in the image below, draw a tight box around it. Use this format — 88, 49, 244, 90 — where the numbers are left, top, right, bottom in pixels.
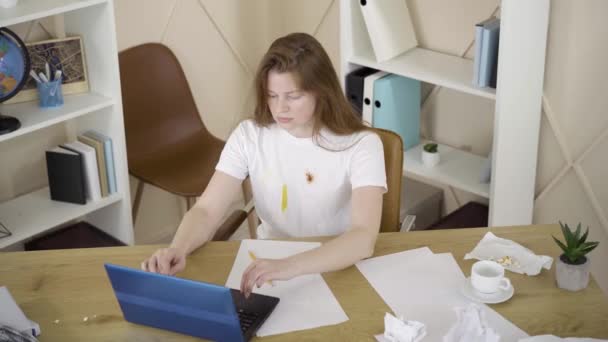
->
141, 247, 186, 275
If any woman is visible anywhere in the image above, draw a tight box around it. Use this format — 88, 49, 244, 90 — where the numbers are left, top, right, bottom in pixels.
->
142, 32, 386, 298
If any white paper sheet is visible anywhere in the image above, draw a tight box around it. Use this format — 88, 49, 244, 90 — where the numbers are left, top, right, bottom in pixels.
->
225, 239, 349, 336
519, 336, 608, 342
0, 286, 40, 336
357, 249, 528, 341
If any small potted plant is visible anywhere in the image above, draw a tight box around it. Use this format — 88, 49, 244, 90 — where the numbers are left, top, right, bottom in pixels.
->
553, 221, 599, 291
422, 142, 439, 167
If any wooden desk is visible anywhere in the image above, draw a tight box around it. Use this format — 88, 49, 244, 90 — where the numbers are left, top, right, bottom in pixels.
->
1, 224, 607, 341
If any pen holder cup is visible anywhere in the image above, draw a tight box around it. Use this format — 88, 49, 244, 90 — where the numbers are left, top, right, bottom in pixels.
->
37, 79, 64, 108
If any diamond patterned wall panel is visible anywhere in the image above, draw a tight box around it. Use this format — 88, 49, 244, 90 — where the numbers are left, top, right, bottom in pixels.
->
199, 0, 271, 76
114, 0, 178, 51
313, 0, 340, 71
163, 0, 253, 140
405, 0, 499, 56
580, 134, 608, 221
535, 113, 567, 196
544, 0, 608, 158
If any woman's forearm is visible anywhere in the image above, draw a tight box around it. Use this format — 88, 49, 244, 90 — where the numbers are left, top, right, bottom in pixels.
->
287, 227, 378, 276
169, 207, 222, 255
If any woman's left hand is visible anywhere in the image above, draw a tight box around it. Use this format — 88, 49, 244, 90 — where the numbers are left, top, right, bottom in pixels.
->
240, 257, 299, 298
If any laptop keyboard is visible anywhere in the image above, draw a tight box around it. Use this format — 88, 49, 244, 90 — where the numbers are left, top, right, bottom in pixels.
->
237, 308, 260, 332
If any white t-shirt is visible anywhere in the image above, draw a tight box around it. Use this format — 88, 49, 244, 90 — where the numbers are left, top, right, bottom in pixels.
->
216, 119, 387, 239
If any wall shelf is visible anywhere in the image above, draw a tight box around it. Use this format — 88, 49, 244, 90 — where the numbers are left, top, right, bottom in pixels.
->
1, 0, 133, 249
350, 48, 496, 100
0, 187, 121, 249
341, 0, 550, 226
0, 0, 107, 27
0, 93, 114, 143
403, 143, 490, 198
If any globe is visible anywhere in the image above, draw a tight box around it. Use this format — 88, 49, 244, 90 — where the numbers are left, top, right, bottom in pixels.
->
0, 27, 30, 135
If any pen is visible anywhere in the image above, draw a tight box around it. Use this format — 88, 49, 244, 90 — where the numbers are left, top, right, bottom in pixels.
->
248, 250, 274, 286
29, 70, 42, 83
45, 62, 51, 81
38, 72, 49, 83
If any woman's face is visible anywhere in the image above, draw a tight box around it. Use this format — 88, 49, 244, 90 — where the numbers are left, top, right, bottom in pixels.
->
267, 70, 316, 138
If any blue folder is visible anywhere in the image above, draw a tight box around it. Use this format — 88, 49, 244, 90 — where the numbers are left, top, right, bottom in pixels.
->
372, 74, 421, 150
479, 18, 500, 88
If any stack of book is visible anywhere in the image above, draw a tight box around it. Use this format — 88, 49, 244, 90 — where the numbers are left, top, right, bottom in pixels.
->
45, 130, 117, 205
473, 17, 500, 88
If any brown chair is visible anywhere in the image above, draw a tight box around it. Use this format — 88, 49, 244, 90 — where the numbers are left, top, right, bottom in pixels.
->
375, 128, 404, 233
119, 43, 225, 222
211, 127, 404, 240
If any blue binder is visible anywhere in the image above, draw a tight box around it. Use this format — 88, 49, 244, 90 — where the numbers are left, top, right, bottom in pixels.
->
372, 74, 420, 150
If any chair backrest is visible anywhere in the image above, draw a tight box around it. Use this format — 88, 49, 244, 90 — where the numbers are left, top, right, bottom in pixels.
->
118, 43, 207, 163
373, 128, 404, 233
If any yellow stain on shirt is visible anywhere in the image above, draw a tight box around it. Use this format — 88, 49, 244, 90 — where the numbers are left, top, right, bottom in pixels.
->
281, 184, 288, 213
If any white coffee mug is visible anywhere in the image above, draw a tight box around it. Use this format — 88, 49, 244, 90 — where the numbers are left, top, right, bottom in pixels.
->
471, 260, 511, 294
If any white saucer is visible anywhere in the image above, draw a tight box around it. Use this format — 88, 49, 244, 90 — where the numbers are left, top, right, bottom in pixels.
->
461, 277, 514, 304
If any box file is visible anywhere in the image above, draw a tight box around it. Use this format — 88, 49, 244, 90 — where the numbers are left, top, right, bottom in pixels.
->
362, 70, 388, 125
372, 74, 420, 150
345, 67, 377, 115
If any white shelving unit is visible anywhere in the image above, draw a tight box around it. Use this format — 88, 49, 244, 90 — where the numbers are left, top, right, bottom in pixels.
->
0, 0, 133, 249
404, 143, 490, 198
341, 0, 550, 226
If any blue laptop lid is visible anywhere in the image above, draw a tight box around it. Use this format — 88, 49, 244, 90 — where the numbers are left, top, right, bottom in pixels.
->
104, 263, 244, 342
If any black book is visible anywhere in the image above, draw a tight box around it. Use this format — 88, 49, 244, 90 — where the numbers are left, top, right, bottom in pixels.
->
345, 67, 378, 116
45, 146, 86, 205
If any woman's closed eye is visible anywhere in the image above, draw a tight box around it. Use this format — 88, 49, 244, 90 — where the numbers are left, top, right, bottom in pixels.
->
287, 94, 302, 100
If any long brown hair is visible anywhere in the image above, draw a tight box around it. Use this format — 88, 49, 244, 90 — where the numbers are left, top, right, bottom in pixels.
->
253, 32, 367, 143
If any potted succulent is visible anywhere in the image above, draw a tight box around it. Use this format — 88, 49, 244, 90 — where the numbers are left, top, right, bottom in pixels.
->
422, 142, 439, 167
553, 222, 599, 291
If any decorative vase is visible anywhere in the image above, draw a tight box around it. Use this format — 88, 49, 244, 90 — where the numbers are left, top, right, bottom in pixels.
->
0, 0, 18, 8
422, 150, 439, 167
555, 255, 590, 291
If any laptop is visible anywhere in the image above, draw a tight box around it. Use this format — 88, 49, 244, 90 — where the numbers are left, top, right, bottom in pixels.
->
104, 263, 279, 342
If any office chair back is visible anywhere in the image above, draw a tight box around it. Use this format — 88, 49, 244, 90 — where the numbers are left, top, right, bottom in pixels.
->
373, 128, 403, 233
120, 43, 207, 162
119, 43, 225, 202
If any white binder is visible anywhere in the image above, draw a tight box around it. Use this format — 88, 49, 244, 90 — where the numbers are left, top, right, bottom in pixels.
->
362, 71, 388, 126
359, 0, 418, 62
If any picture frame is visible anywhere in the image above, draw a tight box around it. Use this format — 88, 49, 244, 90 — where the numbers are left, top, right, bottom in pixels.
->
4, 36, 88, 104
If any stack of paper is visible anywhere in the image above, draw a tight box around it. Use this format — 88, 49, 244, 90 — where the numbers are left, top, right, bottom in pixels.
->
225, 239, 348, 337
356, 247, 528, 341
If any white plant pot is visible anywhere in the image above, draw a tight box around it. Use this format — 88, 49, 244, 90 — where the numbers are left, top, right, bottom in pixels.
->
422, 150, 440, 167
0, 0, 18, 8
555, 255, 590, 292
